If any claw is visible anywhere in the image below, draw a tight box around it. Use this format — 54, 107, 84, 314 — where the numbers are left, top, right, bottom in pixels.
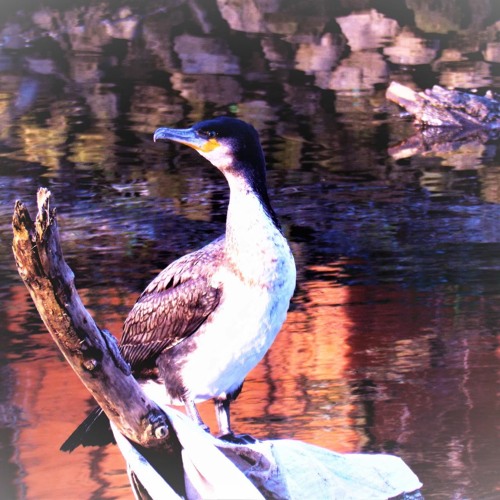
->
218, 432, 258, 445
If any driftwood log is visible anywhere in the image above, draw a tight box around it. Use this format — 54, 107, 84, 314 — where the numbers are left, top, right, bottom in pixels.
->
12, 189, 424, 499
386, 81, 500, 129
386, 82, 500, 160
11, 188, 173, 448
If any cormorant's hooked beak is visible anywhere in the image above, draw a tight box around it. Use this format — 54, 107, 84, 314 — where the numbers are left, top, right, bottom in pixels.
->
153, 127, 219, 153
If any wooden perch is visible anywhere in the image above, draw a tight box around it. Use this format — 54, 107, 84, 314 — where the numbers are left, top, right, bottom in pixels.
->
11, 188, 172, 450
386, 81, 500, 129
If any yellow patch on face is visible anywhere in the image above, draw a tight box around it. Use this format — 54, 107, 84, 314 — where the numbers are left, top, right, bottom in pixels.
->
198, 138, 220, 153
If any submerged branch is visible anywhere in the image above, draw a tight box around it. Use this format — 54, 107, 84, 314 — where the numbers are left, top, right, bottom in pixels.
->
386, 81, 500, 160
386, 81, 500, 129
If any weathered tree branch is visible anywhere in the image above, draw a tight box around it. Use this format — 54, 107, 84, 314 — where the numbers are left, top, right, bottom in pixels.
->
12, 188, 172, 450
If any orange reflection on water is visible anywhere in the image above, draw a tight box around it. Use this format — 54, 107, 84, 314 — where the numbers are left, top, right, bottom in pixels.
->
7, 257, 500, 499
8, 284, 131, 499
221, 263, 363, 453
7, 262, 366, 498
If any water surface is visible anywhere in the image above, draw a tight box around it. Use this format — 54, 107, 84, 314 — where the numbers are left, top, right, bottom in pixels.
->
0, 1, 499, 498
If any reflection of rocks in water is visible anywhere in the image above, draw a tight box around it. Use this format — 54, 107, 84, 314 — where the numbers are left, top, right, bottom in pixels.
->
173, 34, 240, 74
383, 27, 439, 65
484, 41, 500, 63
217, 0, 280, 33
101, 7, 141, 40
142, 11, 187, 72
408, 0, 495, 32
171, 73, 242, 107
0, 22, 28, 50
295, 33, 345, 75
480, 163, 500, 204
388, 126, 500, 202
0, 1, 498, 187
388, 126, 494, 165
336, 9, 400, 52
438, 60, 492, 90
260, 36, 294, 70
32, 5, 113, 52
431, 30, 493, 87
128, 85, 184, 135
217, 0, 336, 36
406, 0, 463, 33
319, 51, 389, 93
432, 48, 467, 69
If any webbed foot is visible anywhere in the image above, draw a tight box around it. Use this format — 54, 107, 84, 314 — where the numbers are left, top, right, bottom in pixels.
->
217, 432, 258, 444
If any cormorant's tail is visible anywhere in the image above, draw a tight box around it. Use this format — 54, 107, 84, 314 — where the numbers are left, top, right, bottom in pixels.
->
60, 406, 114, 452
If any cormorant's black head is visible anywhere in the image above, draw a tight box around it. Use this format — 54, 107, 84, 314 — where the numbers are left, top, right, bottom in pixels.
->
154, 116, 267, 185
154, 116, 280, 229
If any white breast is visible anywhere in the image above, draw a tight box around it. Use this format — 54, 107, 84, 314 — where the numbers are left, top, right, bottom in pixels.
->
146, 182, 296, 405
183, 208, 296, 399
141, 240, 295, 406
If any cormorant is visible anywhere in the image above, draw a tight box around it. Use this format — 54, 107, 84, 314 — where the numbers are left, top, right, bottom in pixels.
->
61, 116, 296, 451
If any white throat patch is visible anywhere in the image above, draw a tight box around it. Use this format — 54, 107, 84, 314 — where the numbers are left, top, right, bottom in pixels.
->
199, 143, 233, 170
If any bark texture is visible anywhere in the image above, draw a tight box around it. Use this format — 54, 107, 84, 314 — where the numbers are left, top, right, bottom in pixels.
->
12, 188, 172, 450
386, 81, 500, 129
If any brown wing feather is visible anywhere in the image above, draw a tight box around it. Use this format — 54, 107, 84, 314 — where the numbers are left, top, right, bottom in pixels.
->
120, 236, 224, 369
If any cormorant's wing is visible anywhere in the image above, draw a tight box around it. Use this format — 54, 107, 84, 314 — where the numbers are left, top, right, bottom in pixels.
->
120, 236, 224, 369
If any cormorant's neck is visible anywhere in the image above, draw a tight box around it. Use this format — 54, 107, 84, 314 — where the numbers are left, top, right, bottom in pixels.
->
249, 183, 281, 232
224, 171, 282, 245
221, 165, 288, 283
225, 159, 281, 232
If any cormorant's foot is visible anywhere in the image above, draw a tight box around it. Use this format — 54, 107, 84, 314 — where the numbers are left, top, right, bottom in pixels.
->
217, 432, 259, 444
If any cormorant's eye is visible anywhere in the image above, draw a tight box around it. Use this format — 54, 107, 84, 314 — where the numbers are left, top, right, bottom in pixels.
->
200, 129, 217, 139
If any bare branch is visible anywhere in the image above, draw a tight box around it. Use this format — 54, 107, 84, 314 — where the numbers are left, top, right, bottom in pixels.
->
12, 188, 172, 450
